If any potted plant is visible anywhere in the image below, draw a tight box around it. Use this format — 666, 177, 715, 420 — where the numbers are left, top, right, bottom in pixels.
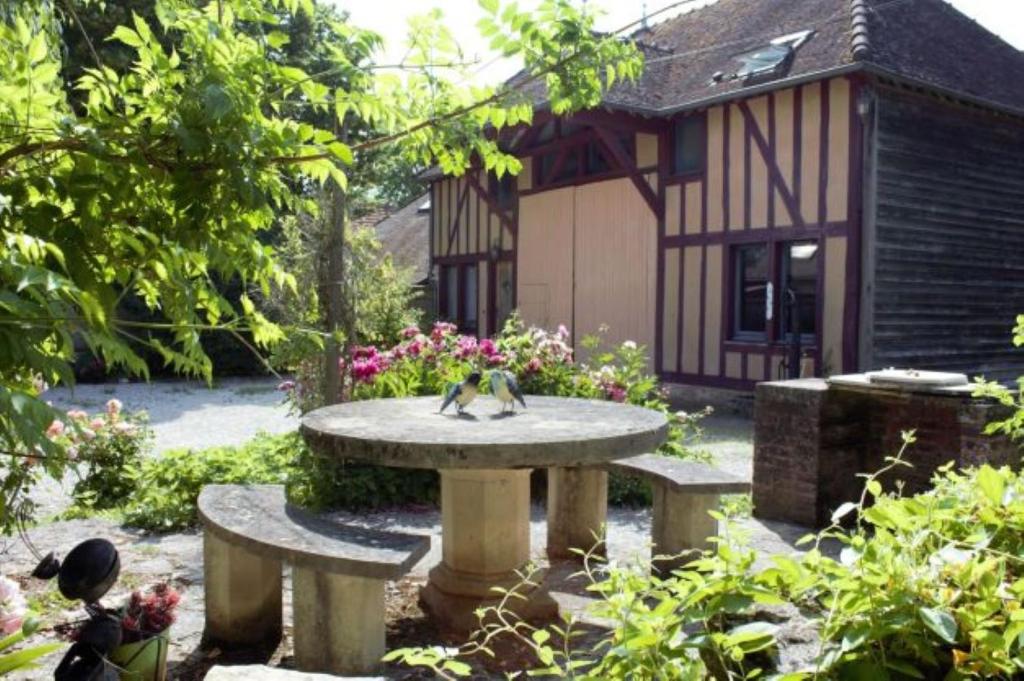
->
106, 584, 179, 681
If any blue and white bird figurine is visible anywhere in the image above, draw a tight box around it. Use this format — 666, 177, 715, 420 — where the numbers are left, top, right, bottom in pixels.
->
440, 371, 483, 415
490, 370, 527, 413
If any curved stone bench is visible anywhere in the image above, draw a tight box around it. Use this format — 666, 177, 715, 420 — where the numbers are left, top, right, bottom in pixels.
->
546, 455, 752, 570
606, 454, 750, 572
198, 484, 429, 675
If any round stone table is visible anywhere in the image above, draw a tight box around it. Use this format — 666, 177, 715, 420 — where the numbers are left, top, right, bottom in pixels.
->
301, 395, 668, 631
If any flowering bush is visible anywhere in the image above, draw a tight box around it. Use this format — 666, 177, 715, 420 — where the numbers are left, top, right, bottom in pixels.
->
120, 583, 180, 642
283, 315, 707, 464
50, 399, 152, 511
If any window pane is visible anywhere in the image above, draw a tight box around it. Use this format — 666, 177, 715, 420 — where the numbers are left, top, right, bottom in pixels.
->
734, 244, 768, 335
781, 241, 818, 339
585, 141, 610, 174
495, 261, 514, 332
673, 116, 704, 174
463, 265, 478, 331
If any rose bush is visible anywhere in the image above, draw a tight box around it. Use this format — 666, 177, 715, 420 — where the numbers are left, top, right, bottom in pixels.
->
49, 399, 152, 512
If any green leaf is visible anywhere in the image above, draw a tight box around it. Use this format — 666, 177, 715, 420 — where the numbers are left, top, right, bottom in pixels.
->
266, 31, 290, 49
202, 84, 233, 120
919, 607, 958, 644
327, 141, 353, 165
479, 0, 499, 14
976, 465, 1005, 506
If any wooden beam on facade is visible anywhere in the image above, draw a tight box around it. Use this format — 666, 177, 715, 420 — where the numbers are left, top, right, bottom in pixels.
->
593, 125, 663, 219
465, 169, 516, 235
738, 101, 806, 228
446, 180, 471, 256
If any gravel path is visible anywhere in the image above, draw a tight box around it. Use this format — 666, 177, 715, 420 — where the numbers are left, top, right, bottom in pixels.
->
47, 377, 298, 454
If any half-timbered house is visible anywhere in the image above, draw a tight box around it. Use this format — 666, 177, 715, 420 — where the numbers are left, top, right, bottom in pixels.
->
426, 0, 1024, 389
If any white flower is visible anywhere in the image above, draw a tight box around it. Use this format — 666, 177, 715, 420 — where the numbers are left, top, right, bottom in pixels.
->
0, 576, 27, 635
622, 340, 637, 350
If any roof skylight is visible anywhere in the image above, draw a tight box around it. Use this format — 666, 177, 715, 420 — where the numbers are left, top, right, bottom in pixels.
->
728, 29, 815, 86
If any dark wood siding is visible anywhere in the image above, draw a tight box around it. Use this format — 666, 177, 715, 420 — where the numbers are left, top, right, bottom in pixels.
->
867, 89, 1024, 383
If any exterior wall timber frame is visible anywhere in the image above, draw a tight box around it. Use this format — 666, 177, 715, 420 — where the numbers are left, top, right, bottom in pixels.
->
429, 79, 865, 391
657, 75, 863, 390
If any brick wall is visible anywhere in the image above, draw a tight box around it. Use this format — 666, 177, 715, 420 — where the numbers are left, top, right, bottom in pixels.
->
753, 378, 1018, 527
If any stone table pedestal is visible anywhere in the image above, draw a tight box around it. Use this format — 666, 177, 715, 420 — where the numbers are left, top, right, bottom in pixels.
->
302, 395, 668, 633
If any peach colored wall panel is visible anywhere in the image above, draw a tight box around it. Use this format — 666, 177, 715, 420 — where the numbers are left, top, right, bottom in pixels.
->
681, 246, 702, 374
706, 106, 725, 233
827, 79, 851, 223
747, 353, 765, 383
666, 185, 681, 237
774, 88, 796, 228
637, 133, 658, 168
684, 182, 703, 235
749, 96, 769, 229
823, 236, 848, 377
573, 178, 658, 355
800, 82, 822, 224
662, 248, 680, 374
728, 104, 746, 230
703, 245, 722, 376
518, 157, 533, 192
517, 188, 575, 334
725, 352, 743, 380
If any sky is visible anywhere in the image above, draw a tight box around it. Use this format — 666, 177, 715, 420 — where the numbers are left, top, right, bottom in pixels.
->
330, 0, 1024, 85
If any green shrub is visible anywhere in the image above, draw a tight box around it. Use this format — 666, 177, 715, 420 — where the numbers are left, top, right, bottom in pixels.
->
391, 435, 1024, 679
120, 431, 439, 532
122, 433, 294, 532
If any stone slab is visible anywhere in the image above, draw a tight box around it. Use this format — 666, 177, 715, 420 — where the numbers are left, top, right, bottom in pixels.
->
198, 485, 430, 579
829, 372, 974, 396
301, 396, 668, 469
606, 454, 751, 494
205, 665, 384, 680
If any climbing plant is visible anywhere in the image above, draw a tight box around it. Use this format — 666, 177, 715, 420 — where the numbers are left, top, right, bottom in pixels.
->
0, 0, 644, 532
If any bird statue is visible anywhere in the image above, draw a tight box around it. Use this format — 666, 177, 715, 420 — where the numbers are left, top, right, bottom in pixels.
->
440, 371, 483, 415
490, 370, 527, 413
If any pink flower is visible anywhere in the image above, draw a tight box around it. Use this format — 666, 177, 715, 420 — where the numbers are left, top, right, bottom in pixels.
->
557, 325, 569, 339
0, 576, 26, 635
431, 321, 457, 342
351, 346, 380, 361
67, 446, 79, 461
114, 422, 136, 436
525, 357, 542, 374
453, 336, 478, 360
479, 339, 498, 357
401, 325, 420, 339
46, 420, 65, 438
106, 399, 122, 417
66, 409, 88, 422
338, 357, 346, 371
352, 358, 383, 383
486, 353, 506, 366
406, 339, 425, 357
608, 386, 627, 403
80, 428, 96, 441
89, 417, 105, 430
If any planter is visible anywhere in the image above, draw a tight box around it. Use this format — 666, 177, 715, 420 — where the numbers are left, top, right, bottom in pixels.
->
107, 631, 170, 681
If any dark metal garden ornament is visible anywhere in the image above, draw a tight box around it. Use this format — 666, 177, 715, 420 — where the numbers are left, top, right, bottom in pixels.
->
29, 538, 122, 680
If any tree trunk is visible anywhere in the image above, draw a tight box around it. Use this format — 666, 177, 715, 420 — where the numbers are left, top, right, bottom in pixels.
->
322, 184, 347, 405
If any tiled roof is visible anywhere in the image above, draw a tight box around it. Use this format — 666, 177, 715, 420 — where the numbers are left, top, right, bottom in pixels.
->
516, 0, 1024, 117
369, 194, 431, 285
